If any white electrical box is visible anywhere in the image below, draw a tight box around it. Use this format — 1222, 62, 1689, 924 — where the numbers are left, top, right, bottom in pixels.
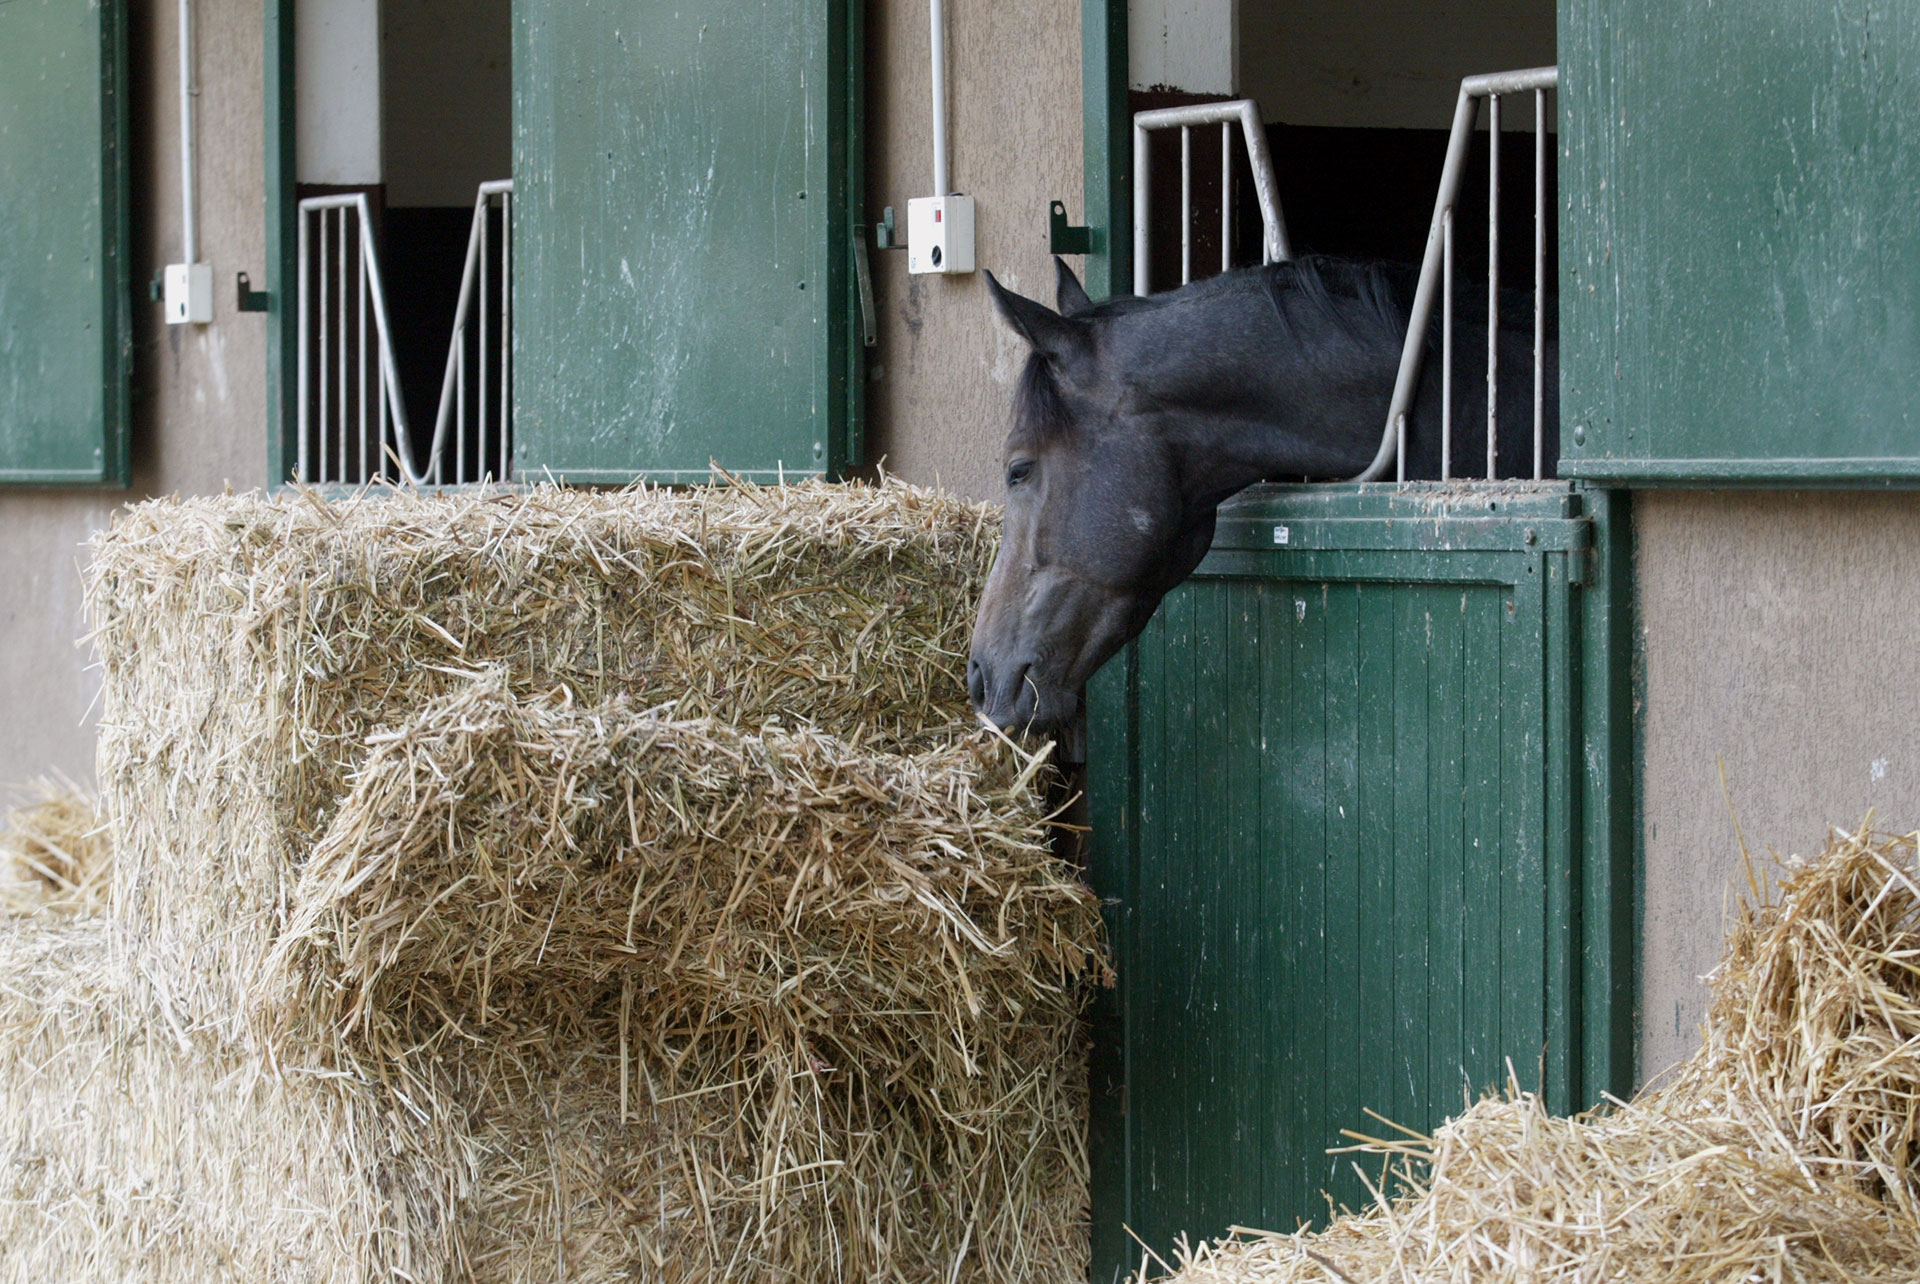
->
906, 194, 974, 275
164, 262, 214, 325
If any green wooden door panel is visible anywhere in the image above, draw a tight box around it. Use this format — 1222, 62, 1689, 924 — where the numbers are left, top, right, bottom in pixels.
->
1560, 0, 1920, 484
0, 0, 130, 486
1087, 483, 1627, 1277
511, 0, 859, 482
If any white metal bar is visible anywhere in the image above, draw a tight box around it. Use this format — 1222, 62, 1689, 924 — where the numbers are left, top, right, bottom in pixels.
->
337, 207, 348, 485
318, 212, 330, 484
1442, 208, 1454, 480
357, 221, 368, 483
1359, 65, 1555, 482
1486, 92, 1501, 481
1180, 126, 1192, 285
480, 197, 490, 478
499, 191, 512, 480
456, 337, 467, 484
1534, 88, 1547, 481
377, 332, 388, 481
1133, 123, 1151, 296
297, 208, 309, 482
1220, 123, 1231, 274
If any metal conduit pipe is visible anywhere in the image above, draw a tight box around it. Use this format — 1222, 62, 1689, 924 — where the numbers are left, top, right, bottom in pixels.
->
1354, 65, 1557, 483
178, 0, 198, 264
929, 0, 948, 196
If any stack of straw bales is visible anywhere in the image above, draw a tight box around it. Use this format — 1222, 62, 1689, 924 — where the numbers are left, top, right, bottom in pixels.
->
1144, 826, 1920, 1284
1, 479, 1106, 1283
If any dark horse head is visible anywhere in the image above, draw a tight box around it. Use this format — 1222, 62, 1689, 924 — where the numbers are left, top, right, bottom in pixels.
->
967, 255, 1555, 736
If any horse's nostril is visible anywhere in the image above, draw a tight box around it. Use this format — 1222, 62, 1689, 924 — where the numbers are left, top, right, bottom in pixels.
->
967, 658, 986, 709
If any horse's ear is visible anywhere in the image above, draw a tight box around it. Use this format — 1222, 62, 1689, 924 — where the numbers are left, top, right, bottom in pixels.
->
984, 270, 1091, 367
1053, 256, 1093, 317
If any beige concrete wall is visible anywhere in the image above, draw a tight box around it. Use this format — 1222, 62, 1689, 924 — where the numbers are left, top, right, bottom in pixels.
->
0, 0, 267, 792
864, 1, 1084, 502
1636, 490, 1920, 1081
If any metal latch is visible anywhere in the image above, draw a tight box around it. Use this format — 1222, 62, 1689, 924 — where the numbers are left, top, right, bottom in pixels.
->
236, 271, 270, 313
1048, 200, 1092, 255
852, 230, 877, 348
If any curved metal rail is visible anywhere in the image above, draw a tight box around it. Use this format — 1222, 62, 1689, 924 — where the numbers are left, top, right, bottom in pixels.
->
295, 180, 513, 487
1132, 98, 1291, 297
1356, 66, 1558, 483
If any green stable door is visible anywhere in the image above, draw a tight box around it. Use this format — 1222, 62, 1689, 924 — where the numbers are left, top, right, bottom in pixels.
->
1085, 484, 1633, 1279
510, 0, 864, 482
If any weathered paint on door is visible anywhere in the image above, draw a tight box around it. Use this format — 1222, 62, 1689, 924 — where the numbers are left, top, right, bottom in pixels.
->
0, 0, 130, 486
1559, 0, 1920, 484
510, 0, 862, 482
1085, 483, 1633, 1278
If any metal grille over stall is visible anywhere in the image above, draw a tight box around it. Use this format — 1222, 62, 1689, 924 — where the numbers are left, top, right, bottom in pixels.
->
295, 181, 514, 487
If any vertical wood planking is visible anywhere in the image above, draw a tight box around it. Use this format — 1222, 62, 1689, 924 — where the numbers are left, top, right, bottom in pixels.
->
1462, 586, 1506, 1089
1500, 569, 1549, 1090
1390, 588, 1432, 1133
1320, 583, 1363, 1203
1257, 578, 1294, 1220
1224, 581, 1265, 1212
1426, 587, 1469, 1114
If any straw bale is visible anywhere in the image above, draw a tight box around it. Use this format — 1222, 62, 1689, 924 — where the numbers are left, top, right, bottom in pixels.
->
1141, 826, 1920, 1284
0, 777, 109, 915
86, 478, 998, 1035
259, 671, 1103, 1283
0, 916, 464, 1284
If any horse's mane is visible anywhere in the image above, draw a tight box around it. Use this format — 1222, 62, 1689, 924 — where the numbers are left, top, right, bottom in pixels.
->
1258, 256, 1413, 346
1010, 256, 1414, 442
1082, 255, 1412, 344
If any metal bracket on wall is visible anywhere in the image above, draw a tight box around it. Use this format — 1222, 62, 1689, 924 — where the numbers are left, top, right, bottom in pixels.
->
874, 206, 906, 250
235, 271, 270, 313
1048, 200, 1092, 255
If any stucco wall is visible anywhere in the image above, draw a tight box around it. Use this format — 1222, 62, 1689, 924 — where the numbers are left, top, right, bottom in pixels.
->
1635, 490, 1920, 1080
863, 1, 1084, 502
0, 0, 266, 791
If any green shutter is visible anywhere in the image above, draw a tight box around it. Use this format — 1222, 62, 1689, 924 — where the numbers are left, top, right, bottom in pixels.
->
510, 0, 862, 482
0, 0, 131, 487
1085, 483, 1632, 1273
1560, 0, 1920, 484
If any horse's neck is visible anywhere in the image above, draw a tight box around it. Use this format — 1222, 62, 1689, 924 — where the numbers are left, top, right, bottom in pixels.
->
1160, 342, 1400, 496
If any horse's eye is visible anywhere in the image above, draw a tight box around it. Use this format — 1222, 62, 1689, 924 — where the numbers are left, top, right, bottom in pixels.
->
1007, 459, 1034, 487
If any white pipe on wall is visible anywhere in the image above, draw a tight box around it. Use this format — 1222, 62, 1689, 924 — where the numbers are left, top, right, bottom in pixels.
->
928, 0, 948, 195
179, 0, 198, 263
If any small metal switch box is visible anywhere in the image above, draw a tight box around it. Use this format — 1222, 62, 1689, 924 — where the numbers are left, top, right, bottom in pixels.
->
164, 262, 214, 325
906, 194, 975, 275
